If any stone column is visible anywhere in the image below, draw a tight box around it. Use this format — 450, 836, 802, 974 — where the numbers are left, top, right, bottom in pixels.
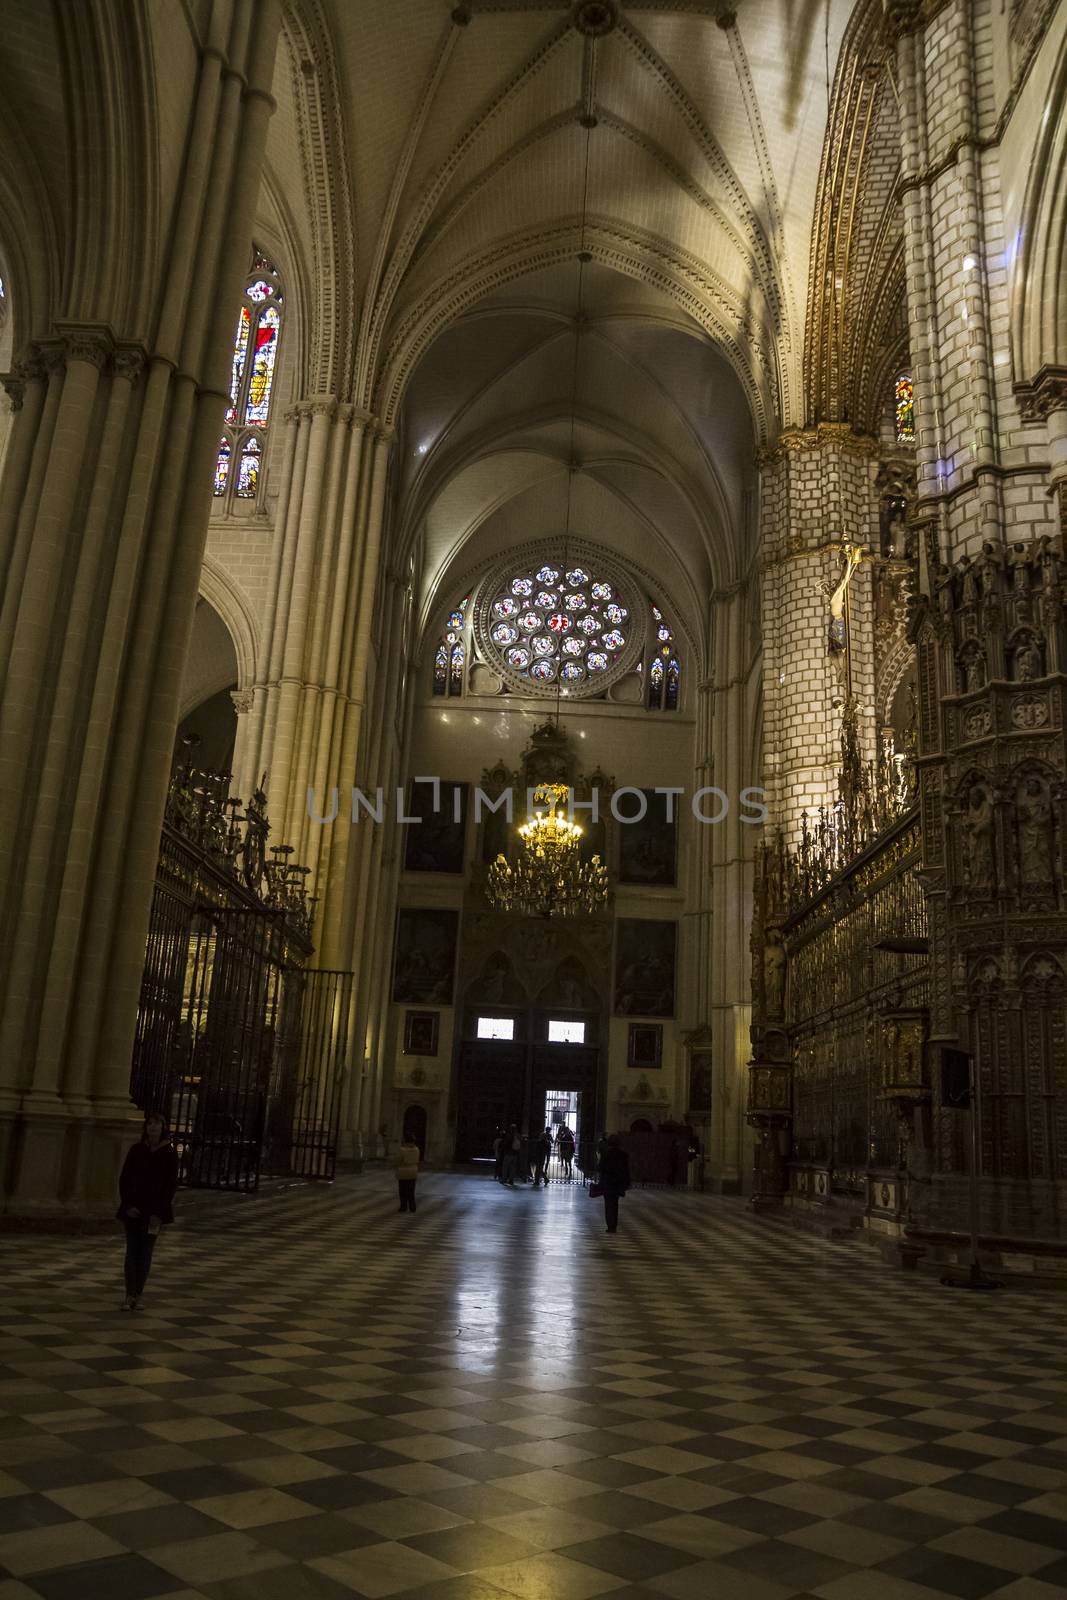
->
243, 407, 396, 1165
703, 583, 759, 1192
758, 427, 880, 841
229, 687, 256, 797
337, 566, 414, 1157
247, 416, 393, 960
0, 0, 283, 1216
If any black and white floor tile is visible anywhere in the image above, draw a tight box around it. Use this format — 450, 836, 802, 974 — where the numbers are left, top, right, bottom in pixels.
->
1, 1172, 1066, 1600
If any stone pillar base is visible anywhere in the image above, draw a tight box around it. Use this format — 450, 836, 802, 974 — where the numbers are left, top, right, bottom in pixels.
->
1, 1098, 142, 1221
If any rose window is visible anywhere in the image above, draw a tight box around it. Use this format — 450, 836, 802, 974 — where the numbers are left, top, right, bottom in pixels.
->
475, 555, 641, 695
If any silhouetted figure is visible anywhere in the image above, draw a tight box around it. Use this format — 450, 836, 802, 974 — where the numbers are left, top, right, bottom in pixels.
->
598, 1134, 631, 1234
117, 1111, 178, 1311
533, 1127, 553, 1187
394, 1130, 421, 1212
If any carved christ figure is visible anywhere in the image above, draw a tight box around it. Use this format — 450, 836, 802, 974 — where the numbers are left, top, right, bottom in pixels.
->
828, 542, 865, 652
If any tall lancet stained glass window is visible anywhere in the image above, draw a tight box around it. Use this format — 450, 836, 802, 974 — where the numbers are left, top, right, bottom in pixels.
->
213, 250, 284, 508
647, 606, 680, 711
432, 598, 469, 697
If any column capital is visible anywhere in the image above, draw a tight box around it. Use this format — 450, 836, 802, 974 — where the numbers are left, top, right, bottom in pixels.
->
1014, 365, 1067, 424
296, 394, 339, 420
0, 350, 46, 410
113, 344, 148, 385
0, 373, 23, 410
881, 0, 925, 43
48, 322, 117, 372
231, 688, 255, 715
757, 423, 880, 465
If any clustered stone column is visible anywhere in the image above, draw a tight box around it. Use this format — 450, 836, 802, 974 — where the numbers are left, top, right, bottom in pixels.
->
0, 0, 283, 1215
237, 401, 400, 1158
685, 582, 759, 1191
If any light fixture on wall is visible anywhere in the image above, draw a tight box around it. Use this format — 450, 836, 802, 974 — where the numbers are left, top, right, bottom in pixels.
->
485, 112, 607, 919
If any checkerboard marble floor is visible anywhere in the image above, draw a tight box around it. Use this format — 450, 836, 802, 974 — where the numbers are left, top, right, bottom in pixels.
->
2, 1174, 1067, 1600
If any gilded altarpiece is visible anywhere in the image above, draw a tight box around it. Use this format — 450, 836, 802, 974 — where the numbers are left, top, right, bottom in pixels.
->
748, 816, 929, 1240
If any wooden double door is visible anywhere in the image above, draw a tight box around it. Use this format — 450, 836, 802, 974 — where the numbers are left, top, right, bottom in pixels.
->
453, 1016, 601, 1163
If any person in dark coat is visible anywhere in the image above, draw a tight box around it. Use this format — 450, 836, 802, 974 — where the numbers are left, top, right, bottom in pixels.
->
116, 1111, 178, 1311
532, 1127, 553, 1187
598, 1133, 631, 1234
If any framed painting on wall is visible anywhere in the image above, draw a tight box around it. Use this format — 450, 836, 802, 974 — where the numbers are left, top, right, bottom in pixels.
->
628, 1023, 663, 1068
617, 789, 677, 885
403, 1011, 439, 1056
403, 781, 469, 873
392, 909, 459, 1005
614, 918, 676, 1016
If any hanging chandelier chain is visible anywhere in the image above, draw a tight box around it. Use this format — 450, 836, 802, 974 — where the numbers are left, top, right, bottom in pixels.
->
556, 116, 594, 729
484, 121, 608, 919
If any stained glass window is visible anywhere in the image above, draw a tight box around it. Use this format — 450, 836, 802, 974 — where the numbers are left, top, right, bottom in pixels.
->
480, 561, 631, 691
212, 437, 231, 498
895, 373, 914, 443
245, 305, 280, 426
236, 436, 261, 498
214, 249, 284, 510
648, 605, 680, 711
432, 597, 469, 697
226, 308, 251, 424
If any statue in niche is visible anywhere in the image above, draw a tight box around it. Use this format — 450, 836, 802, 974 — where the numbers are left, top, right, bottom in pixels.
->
960, 647, 986, 694
975, 541, 1004, 597
1012, 635, 1043, 683
763, 929, 786, 1021
1017, 774, 1055, 885
885, 510, 907, 559
961, 782, 996, 891
1008, 540, 1033, 595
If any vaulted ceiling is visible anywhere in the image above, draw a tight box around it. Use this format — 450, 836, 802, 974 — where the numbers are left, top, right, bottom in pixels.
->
272, 0, 861, 645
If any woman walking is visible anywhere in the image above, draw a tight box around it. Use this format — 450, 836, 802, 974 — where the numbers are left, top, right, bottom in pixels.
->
117, 1110, 178, 1311
598, 1133, 631, 1234
394, 1130, 421, 1212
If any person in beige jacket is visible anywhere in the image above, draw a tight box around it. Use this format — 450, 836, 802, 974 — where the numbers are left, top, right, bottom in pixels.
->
394, 1132, 421, 1213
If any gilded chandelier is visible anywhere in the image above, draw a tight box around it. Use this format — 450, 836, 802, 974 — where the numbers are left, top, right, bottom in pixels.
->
486, 783, 608, 918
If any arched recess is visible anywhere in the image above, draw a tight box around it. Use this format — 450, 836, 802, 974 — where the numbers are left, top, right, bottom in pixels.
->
197, 557, 259, 689
1010, 27, 1067, 382
417, 464, 708, 683
176, 597, 241, 774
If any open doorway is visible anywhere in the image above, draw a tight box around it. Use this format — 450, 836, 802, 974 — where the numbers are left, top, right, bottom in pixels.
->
543, 1088, 581, 1182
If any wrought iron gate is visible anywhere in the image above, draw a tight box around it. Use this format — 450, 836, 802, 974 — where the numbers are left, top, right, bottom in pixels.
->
132, 772, 352, 1190
267, 968, 354, 1182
